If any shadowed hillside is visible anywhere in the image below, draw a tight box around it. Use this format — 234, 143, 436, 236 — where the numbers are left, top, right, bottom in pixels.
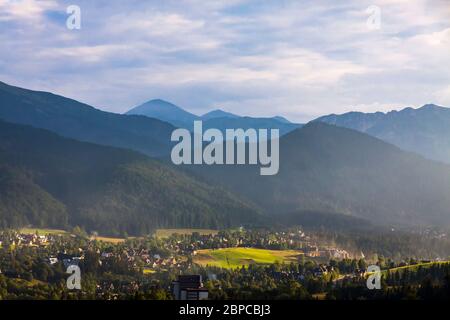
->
189, 122, 450, 227
0, 81, 175, 157
0, 120, 264, 235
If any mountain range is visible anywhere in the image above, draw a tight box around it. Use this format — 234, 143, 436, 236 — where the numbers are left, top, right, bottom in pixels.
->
315, 104, 450, 164
126, 99, 302, 136
1, 80, 450, 233
188, 122, 450, 226
0, 82, 174, 157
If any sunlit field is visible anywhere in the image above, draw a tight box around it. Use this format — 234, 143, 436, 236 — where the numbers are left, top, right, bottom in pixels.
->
194, 247, 303, 269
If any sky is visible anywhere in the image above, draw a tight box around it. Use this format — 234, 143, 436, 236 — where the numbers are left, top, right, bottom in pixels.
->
0, 0, 449, 122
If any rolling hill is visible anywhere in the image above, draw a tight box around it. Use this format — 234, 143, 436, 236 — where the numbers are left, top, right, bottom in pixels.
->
0, 120, 264, 235
189, 122, 450, 227
0, 81, 175, 157
315, 104, 450, 164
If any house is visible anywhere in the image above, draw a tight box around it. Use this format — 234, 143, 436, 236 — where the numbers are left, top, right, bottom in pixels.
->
57, 253, 83, 268
172, 275, 209, 300
327, 248, 350, 259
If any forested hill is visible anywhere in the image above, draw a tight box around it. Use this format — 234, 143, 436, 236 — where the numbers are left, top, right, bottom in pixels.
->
0, 120, 263, 236
0, 81, 174, 157
189, 122, 450, 227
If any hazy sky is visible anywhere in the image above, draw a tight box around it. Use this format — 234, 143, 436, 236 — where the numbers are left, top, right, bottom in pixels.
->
1, 0, 449, 121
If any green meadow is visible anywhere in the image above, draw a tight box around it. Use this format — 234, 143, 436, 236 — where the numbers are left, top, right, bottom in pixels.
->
19, 228, 68, 236
384, 261, 450, 275
194, 247, 303, 269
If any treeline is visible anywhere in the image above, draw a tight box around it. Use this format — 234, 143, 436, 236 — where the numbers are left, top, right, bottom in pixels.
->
329, 263, 450, 300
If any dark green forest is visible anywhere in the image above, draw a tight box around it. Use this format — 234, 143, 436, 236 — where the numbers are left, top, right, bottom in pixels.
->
0, 120, 263, 235
191, 122, 450, 226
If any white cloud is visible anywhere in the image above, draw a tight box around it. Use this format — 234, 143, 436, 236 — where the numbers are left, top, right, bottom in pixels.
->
435, 85, 450, 106
0, 0, 449, 121
0, 0, 58, 22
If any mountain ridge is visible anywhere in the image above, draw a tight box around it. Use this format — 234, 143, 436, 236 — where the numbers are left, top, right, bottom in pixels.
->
188, 121, 450, 227
0, 81, 175, 157
3, 81, 450, 230
201, 109, 239, 120
314, 104, 450, 163
123, 97, 303, 134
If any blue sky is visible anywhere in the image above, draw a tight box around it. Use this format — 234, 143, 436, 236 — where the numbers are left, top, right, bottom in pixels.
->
0, 0, 449, 121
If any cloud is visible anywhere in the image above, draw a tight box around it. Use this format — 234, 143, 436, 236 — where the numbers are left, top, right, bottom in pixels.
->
435, 85, 450, 106
0, 0, 58, 22
0, 0, 449, 121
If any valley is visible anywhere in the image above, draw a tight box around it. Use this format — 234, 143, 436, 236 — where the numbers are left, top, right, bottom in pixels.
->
1, 81, 450, 301
2, 226, 450, 300
3, 81, 450, 230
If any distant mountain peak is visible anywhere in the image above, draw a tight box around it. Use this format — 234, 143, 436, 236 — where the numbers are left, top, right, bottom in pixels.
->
421, 103, 439, 108
126, 99, 199, 127
201, 109, 239, 120
131, 99, 185, 111
390, 104, 448, 114
418, 103, 446, 111
272, 116, 291, 124
146, 98, 171, 104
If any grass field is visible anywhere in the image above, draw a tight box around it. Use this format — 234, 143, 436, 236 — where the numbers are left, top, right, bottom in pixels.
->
361, 261, 450, 278
384, 261, 450, 274
19, 228, 128, 244
194, 247, 303, 269
90, 236, 127, 244
19, 228, 68, 236
155, 228, 218, 238
143, 268, 156, 274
